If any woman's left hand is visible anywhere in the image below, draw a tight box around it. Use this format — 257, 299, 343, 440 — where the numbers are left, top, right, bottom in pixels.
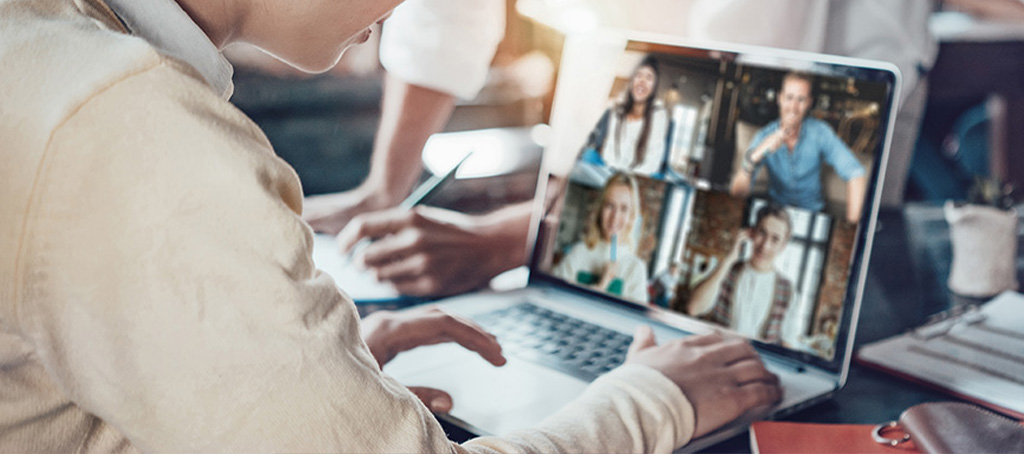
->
360, 305, 507, 412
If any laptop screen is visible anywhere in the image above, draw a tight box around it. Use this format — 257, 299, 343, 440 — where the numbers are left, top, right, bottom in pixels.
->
530, 33, 898, 368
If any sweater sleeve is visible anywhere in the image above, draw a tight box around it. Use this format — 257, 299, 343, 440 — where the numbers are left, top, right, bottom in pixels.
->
461, 365, 696, 454
21, 59, 694, 453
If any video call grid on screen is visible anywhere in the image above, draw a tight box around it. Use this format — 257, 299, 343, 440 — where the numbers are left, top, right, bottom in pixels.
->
537, 39, 895, 361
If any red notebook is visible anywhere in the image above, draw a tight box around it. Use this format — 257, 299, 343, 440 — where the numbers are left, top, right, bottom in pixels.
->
749, 421, 920, 454
751, 404, 1024, 454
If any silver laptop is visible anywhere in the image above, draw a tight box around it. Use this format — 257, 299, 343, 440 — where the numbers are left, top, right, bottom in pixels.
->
377, 31, 901, 451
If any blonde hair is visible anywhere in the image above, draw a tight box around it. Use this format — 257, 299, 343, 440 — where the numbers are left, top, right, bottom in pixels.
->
583, 172, 642, 250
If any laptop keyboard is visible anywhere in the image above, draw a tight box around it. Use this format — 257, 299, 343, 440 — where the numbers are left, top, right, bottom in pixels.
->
474, 303, 633, 382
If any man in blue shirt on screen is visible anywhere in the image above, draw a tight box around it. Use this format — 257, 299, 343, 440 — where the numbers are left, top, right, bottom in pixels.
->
730, 72, 866, 223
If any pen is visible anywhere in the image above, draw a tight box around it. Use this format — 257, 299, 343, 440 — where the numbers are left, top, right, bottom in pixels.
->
343, 152, 473, 262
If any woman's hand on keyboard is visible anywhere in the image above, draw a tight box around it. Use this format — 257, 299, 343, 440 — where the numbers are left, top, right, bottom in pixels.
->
626, 328, 783, 438
361, 305, 507, 412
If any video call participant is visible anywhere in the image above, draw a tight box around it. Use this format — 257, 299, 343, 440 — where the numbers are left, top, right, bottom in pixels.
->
554, 173, 650, 303
729, 72, 866, 223
583, 55, 670, 176
687, 204, 802, 345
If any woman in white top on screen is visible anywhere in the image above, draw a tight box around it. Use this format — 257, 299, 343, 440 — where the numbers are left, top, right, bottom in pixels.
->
554, 172, 650, 303
591, 55, 670, 176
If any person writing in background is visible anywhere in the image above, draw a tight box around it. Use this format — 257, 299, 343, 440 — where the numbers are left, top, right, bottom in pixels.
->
730, 72, 867, 224
300, 0, 534, 297
583, 55, 670, 177
1, 0, 782, 451
554, 173, 650, 303
687, 204, 802, 345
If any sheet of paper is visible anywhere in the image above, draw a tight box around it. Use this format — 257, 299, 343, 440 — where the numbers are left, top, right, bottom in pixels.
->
311, 233, 400, 302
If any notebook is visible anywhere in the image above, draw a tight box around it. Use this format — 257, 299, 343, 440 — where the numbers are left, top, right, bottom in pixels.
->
857, 291, 1024, 420
749, 421, 920, 454
370, 30, 901, 451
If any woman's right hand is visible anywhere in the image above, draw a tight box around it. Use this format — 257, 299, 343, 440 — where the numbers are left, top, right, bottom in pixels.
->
626, 328, 782, 439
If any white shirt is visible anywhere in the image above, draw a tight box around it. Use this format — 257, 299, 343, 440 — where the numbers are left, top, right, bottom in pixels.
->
379, 0, 505, 100
730, 264, 780, 337
105, 0, 233, 99
708, 263, 802, 344
601, 107, 670, 176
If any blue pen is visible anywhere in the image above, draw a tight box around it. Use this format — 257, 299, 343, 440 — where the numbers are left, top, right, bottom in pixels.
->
610, 234, 617, 262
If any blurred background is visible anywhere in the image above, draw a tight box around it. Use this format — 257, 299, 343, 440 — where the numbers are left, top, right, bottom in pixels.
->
227, 0, 1024, 213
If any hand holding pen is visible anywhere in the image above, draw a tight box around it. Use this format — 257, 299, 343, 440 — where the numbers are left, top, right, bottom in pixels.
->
339, 152, 471, 263
335, 204, 527, 297
334, 153, 515, 297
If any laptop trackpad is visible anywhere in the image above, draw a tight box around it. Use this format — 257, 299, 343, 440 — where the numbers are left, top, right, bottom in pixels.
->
385, 344, 589, 436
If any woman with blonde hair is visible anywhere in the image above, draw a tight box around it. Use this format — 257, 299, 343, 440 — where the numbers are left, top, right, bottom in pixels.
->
554, 173, 650, 303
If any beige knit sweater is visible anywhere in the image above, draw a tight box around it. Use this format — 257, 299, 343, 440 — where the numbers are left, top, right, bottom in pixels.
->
0, 0, 695, 451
